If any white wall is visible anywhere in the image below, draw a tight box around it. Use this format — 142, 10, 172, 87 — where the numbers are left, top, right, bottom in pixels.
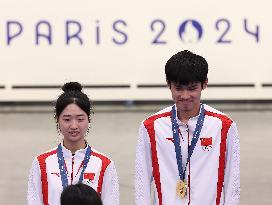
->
0, 0, 271, 101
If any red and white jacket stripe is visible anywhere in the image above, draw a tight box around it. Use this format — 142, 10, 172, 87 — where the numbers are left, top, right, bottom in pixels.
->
28, 144, 119, 205
135, 104, 240, 205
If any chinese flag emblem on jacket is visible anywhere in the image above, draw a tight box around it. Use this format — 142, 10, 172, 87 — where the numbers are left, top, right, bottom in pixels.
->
84, 173, 95, 180
200, 137, 212, 151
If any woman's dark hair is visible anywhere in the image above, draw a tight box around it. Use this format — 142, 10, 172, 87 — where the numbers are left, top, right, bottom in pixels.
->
55, 82, 92, 121
61, 183, 103, 205
165, 50, 208, 87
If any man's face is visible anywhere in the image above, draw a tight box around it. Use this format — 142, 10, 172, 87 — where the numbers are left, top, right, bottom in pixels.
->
169, 80, 207, 114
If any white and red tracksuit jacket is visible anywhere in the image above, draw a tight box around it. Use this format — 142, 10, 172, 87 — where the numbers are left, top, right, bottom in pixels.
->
135, 104, 240, 205
28, 144, 119, 205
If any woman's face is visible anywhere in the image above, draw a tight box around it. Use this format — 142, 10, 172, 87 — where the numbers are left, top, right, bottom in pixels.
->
58, 103, 89, 143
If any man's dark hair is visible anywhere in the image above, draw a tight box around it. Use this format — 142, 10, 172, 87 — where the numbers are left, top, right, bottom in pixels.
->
165, 50, 208, 86
61, 183, 103, 205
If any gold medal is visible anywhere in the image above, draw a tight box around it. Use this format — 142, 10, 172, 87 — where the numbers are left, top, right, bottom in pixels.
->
176, 180, 187, 198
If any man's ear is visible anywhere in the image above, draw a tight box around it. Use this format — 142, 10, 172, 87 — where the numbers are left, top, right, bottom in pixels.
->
202, 78, 208, 90
167, 80, 171, 89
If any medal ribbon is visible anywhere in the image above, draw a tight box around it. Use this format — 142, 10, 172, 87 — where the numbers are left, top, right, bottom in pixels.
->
57, 143, 91, 189
171, 104, 205, 181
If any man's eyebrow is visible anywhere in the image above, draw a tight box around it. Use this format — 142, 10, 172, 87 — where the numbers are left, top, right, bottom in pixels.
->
189, 83, 199, 87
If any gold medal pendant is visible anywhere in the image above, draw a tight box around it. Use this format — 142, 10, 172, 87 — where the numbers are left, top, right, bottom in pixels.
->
176, 180, 187, 198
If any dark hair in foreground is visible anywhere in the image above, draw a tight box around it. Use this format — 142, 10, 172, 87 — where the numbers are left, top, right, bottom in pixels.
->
165, 50, 208, 87
54, 82, 92, 122
61, 183, 103, 205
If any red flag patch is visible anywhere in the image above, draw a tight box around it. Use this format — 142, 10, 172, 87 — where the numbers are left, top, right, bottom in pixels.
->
200, 137, 213, 151
200, 137, 212, 146
84, 173, 95, 181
